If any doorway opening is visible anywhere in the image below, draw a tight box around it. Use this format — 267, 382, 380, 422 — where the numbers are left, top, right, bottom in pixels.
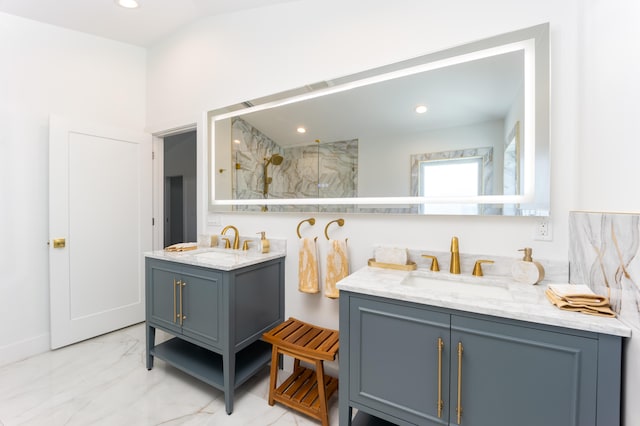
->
162, 130, 197, 247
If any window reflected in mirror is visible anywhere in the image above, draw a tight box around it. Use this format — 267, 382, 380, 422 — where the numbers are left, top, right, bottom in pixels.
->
419, 157, 481, 215
410, 147, 495, 214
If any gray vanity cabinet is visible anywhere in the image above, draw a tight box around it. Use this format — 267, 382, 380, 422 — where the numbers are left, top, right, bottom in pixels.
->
449, 315, 598, 426
340, 292, 621, 426
147, 263, 222, 345
347, 296, 451, 425
145, 256, 285, 415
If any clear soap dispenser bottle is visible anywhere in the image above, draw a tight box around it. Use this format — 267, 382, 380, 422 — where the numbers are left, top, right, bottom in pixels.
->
257, 231, 270, 254
511, 247, 545, 285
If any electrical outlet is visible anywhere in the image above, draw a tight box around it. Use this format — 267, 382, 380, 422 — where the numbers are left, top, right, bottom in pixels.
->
533, 218, 552, 241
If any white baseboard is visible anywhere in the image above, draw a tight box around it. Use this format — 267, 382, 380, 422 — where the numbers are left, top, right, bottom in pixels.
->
0, 333, 50, 368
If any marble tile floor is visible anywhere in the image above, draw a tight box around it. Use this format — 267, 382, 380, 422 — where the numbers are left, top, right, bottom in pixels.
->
0, 323, 339, 426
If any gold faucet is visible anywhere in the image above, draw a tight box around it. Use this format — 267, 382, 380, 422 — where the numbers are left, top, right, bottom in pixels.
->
221, 225, 240, 250
421, 254, 440, 272
472, 259, 494, 277
450, 236, 460, 274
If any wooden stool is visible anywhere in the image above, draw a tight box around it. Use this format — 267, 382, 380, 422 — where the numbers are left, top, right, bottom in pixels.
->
262, 317, 339, 426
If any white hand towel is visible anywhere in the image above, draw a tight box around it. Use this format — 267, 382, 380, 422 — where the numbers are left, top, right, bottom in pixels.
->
324, 239, 349, 299
298, 237, 319, 293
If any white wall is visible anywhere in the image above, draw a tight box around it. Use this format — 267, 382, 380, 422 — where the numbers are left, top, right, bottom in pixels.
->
0, 12, 146, 365
578, 1, 640, 423
147, 0, 578, 322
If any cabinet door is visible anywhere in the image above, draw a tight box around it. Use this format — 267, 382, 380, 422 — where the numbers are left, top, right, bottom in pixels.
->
350, 296, 450, 425
180, 267, 223, 348
450, 315, 598, 426
147, 265, 181, 333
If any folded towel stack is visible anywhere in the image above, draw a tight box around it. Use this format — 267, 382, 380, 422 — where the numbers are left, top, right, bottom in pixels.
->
164, 242, 198, 252
545, 284, 615, 318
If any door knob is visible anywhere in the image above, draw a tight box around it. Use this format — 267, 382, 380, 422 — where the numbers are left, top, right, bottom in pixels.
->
52, 238, 66, 248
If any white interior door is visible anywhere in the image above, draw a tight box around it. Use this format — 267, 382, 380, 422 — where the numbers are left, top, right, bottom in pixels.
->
49, 115, 152, 349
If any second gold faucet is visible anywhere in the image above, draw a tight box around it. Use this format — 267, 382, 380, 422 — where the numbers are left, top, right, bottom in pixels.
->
450, 236, 460, 274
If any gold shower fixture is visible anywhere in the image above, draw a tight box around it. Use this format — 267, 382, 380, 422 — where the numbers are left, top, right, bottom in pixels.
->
263, 154, 284, 196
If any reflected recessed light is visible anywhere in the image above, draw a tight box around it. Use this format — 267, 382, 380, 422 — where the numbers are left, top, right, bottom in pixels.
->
233, 139, 241, 144
297, 127, 306, 134
415, 105, 428, 114
116, 0, 139, 9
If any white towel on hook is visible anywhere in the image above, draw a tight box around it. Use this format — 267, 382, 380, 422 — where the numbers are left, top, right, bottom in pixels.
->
324, 239, 349, 299
298, 237, 319, 293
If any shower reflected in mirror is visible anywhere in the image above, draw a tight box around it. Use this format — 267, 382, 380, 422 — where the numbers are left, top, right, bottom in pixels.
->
263, 153, 284, 196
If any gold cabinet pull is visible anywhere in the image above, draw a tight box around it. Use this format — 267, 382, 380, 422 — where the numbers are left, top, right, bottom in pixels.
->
457, 341, 463, 424
437, 337, 444, 418
173, 279, 177, 323
179, 281, 186, 325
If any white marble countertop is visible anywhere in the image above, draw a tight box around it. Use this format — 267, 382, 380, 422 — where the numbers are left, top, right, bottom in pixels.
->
145, 247, 286, 271
337, 266, 632, 337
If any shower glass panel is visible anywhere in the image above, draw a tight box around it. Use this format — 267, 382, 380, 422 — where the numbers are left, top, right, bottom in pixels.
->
318, 140, 358, 199
230, 117, 358, 211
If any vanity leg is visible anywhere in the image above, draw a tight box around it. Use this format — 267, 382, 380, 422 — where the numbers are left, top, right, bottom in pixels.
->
339, 293, 352, 425
223, 351, 235, 414
146, 324, 155, 370
339, 404, 353, 425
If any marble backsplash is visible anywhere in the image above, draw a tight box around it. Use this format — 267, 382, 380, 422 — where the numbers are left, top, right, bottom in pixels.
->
374, 245, 568, 284
569, 211, 640, 329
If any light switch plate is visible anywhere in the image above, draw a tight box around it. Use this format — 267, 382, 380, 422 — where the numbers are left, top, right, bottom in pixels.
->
208, 215, 222, 226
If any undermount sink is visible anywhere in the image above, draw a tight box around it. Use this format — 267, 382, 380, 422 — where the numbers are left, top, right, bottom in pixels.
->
401, 272, 512, 300
194, 248, 257, 260
194, 250, 240, 259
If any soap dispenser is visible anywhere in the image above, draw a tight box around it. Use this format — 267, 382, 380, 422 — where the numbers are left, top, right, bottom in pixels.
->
511, 247, 545, 285
257, 231, 270, 254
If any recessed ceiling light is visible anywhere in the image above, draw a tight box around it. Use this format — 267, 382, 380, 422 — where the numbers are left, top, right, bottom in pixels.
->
415, 105, 428, 114
116, 0, 139, 9
233, 139, 241, 144
297, 127, 306, 134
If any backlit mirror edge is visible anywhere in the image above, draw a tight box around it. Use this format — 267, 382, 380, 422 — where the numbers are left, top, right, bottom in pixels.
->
207, 23, 550, 217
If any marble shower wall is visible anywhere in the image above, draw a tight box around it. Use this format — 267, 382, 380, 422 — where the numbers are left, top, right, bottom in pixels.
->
232, 118, 357, 212
569, 211, 640, 329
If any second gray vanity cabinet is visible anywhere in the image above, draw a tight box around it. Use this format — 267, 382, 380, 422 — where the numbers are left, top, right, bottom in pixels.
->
340, 292, 620, 426
449, 314, 598, 426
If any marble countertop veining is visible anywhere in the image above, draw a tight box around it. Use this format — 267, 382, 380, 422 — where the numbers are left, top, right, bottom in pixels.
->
145, 247, 286, 271
337, 266, 632, 337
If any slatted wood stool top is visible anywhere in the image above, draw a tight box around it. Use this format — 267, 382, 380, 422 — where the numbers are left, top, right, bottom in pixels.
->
262, 317, 339, 426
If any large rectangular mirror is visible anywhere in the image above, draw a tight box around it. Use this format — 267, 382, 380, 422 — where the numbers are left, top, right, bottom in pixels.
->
208, 23, 549, 215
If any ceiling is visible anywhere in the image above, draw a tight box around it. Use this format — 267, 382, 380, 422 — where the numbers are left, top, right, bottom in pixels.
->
0, 0, 299, 46
2, 0, 525, 149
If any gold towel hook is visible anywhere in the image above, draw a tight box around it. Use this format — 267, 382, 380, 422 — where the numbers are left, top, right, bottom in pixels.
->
324, 218, 345, 240
296, 218, 316, 239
